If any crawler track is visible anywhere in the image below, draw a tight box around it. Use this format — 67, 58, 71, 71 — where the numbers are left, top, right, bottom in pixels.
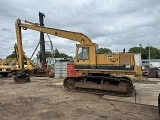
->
63, 75, 134, 97
64, 87, 135, 97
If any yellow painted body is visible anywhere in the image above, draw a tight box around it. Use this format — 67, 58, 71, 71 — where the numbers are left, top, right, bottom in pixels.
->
74, 44, 142, 77
0, 58, 16, 73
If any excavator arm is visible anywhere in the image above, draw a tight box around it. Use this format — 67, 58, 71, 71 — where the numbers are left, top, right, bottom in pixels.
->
15, 19, 93, 69
14, 43, 36, 69
19, 20, 92, 44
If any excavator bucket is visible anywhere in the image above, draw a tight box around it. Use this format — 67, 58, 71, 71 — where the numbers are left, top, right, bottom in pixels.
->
14, 72, 30, 83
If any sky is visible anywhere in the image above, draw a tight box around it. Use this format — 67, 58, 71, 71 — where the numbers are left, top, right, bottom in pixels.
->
0, 0, 160, 59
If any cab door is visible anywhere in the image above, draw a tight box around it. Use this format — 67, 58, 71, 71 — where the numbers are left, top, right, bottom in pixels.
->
75, 47, 90, 69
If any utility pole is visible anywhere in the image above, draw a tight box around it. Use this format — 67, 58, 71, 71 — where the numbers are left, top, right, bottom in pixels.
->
139, 44, 142, 66
139, 44, 142, 57
148, 44, 151, 68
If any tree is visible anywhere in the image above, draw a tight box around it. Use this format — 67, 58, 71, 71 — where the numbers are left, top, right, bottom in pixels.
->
36, 49, 73, 58
54, 49, 60, 58
6, 51, 16, 59
129, 46, 147, 59
129, 47, 142, 53
54, 49, 73, 58
97, 48, 112, 54
144, 46, 160, 59
46, 51, 53, 58
58, 53, 72, 58
129, 46, 160, 59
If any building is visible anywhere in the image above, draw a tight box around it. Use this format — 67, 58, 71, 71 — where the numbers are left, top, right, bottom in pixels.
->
32, 57, 72, 68
142, 59, 160, 68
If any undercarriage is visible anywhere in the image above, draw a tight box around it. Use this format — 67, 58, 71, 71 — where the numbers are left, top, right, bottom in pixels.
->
63, 74, 134, 96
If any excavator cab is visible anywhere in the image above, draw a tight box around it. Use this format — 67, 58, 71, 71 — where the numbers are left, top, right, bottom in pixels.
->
74, 43, 97, 69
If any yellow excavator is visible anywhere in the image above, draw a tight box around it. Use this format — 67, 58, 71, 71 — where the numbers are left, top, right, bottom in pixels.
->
0, 58, 14, 77
15, 19, 142, 95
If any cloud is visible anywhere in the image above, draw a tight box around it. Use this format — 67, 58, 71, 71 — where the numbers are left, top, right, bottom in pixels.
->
0, 0, 160, 59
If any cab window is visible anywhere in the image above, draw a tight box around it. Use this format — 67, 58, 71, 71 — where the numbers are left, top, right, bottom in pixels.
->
78, 47, 89, 60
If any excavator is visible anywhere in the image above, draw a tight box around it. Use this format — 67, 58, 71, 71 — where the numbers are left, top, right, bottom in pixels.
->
15, 19, 142, 95
0, 58, 14, 77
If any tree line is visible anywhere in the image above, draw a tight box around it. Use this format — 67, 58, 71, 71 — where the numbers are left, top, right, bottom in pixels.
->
6, 49, 73, 59
129, 46, 160, 59
5, 46, 160, 59
97, 46, 160, 59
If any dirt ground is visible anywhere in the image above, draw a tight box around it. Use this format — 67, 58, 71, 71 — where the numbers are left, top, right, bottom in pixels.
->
0, 77, 159, 120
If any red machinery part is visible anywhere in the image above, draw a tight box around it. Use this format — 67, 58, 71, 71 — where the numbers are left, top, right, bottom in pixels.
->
67, 63, 82, 77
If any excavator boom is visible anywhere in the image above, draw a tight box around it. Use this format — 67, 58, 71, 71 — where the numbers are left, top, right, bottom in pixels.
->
15, 19, 92, 70
17, 19, 92, 44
